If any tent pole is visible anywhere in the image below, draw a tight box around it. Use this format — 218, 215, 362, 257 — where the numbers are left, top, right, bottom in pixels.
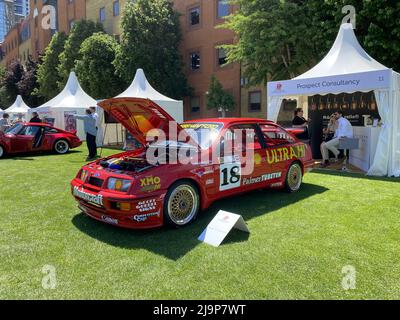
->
100, 123, 108, 158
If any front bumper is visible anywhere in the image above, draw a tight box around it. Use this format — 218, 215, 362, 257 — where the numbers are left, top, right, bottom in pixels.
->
71, 179, 165, 229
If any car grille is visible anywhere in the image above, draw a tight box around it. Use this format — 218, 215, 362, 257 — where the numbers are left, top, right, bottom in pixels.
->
87, 177, 104, 188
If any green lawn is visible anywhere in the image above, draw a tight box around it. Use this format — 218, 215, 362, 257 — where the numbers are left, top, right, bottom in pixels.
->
0, 146, 399, 299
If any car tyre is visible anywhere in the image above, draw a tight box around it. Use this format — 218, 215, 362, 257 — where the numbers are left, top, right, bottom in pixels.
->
164, 181, 200, 228
54, 139, 70, 154
0, 145, 5, 158
285, 162, 303, 193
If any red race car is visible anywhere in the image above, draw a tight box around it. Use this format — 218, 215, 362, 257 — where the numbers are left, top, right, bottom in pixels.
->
0, 122, 82, 158
71, 98, 314, 229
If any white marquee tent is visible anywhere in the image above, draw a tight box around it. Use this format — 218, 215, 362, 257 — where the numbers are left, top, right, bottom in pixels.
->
267, 23, 400, 177
33, 72, 97, 141
5, 95, 31, 120
100, 68, 184, 146
116, 68, 183, 122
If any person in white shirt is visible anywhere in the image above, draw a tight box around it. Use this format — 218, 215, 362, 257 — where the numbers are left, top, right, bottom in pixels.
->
320, 110, 353, 167
90, 106, 99, 130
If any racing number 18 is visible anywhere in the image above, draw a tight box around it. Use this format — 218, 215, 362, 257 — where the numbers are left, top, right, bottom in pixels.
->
220, 163, 241, 191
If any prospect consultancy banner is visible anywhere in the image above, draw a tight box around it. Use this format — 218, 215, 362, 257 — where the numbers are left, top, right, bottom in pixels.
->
267, 69, 391, 96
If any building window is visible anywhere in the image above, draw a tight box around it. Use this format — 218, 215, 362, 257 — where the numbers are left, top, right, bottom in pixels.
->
189, 7, 200, 26
113, 1, 120, 16
190, 51, 200, 71
217, 0, 230, 18
99, 7, 106, 22
249, 91, 262, 112
217, 47, 227, 66
190, 97, 200, 113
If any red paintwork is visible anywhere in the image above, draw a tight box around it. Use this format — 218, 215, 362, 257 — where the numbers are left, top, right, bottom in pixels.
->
0, 122, 82, 156
71, 98, 314, 229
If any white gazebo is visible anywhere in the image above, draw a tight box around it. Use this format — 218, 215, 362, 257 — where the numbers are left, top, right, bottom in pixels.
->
33, 72, 97, 140
116, 68, 183, 122
100, 68, 184, 146
267, 23, 400, 177
5, 95, 31, 120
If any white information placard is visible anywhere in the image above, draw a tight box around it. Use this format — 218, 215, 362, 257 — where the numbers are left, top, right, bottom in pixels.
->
198, 210, 250, 247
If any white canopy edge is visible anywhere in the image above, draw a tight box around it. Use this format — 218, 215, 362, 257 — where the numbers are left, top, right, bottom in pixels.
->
5, 95, 31, 114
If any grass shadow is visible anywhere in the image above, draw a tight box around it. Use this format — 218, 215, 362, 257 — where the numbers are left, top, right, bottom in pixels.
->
72, 183, 328, 261
6, 150, 81, 161
312, 168, 400, 183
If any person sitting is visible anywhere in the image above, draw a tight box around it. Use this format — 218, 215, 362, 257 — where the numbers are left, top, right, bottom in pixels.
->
292, 108, 309, 140
30, 112, 42, 123
320, 110, 353, 168
0, 113, 10, 132
323, 114, 337, 142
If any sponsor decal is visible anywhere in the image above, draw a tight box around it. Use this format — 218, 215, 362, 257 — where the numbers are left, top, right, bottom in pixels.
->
206, 179, 214, 185
140, 176, 161, 192
101, 215, 118, 225
254, 153, 262, 165
133, 211, 160, 222
73, 187, 103, 206
271, 182, 284, 188
181, 123, 221, 130
266, 145, 306, 164
136, 199, 157, 213
242, 172, 282, 186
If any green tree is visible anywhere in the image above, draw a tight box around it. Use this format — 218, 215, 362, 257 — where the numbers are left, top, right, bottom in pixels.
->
75, 33, 124, 99
206, 75, 235, 117
17, 57, 42, 107
115, 0, 189, 99
0, 66, 10, 109
0, 60, 24, 105
58, 20, 104, 88
222, 0, 400, 83
35, 32, 67, 100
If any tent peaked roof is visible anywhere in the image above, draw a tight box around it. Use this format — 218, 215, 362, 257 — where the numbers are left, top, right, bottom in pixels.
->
5, 95, 30, 113
117, 69, 178, 102
38, 72, 97, 109
295, 23, 388, 80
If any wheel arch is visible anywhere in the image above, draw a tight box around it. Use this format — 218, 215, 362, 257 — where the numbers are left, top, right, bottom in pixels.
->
167, 177, 206, 210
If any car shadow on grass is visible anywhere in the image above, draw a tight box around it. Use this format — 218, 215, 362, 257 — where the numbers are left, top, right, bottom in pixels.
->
312, 169, 400, 183
6, 150, 81, 161
72, 183, 328, 261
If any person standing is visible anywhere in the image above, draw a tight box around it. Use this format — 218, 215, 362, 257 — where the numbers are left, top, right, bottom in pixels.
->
292, 108, 309, 140
30, 112, 42, 123
0, 113, 10, 132
320, 111, 353, 167
74, 109, 98, 161
90, 106, 99, 130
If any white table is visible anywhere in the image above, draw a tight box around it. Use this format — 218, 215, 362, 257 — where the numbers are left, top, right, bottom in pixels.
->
349, 127, 381, 172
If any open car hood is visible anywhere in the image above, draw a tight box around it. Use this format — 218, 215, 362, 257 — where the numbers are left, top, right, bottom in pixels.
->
98, 98, 186, 147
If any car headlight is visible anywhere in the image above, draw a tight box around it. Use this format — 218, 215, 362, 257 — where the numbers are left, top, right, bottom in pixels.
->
80, 170, 89, 182
107, 178, 132, 192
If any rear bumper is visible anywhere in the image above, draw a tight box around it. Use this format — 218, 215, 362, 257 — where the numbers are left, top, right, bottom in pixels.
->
71, 179, 165, 229
71, 141, 82, 149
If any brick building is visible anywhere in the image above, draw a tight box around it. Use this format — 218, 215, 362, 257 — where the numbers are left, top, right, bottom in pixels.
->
86, 0, 126, 40
0, 0, 268, 120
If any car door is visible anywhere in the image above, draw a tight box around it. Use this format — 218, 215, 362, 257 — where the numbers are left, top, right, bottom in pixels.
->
41, 127, 58, 150
258, 123, 300, 186
11, 126, 39, 152
216, 123, 265, 196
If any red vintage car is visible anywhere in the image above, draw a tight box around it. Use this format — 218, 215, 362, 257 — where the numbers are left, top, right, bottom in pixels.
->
71, 98, 314, 229
0, 122, 82, 158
